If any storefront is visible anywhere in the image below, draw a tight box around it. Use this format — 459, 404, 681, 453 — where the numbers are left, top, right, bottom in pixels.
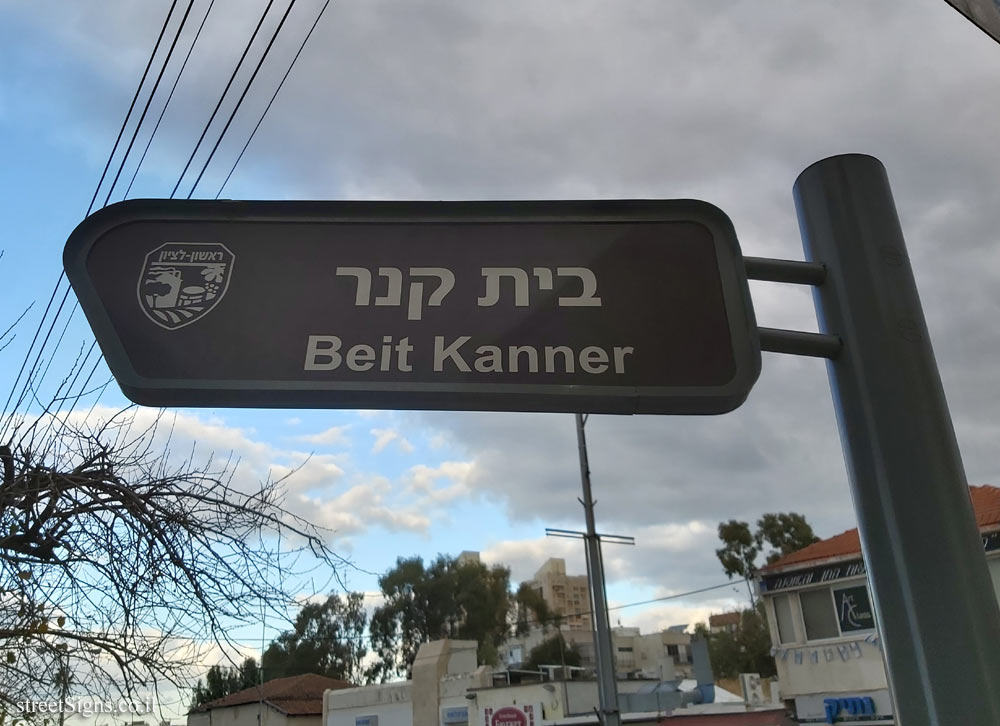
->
757, 485, 1000, 724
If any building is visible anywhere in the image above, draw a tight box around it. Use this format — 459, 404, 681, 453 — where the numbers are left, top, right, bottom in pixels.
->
500, 623, 596, 672
502, 623, 692, 681
324, 639, 778, 726
757, 485, 1000, 725
612, 627, 694, 680
523, 558, 591, 631
707, 613, 740, 635
189, 674, 353, 726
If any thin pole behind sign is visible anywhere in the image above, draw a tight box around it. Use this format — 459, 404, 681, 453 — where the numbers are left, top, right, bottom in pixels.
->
575, 414, 621, 726
794, 154, 1000, 724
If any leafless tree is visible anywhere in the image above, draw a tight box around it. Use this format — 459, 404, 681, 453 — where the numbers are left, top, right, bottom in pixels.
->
0, 406, 348, 716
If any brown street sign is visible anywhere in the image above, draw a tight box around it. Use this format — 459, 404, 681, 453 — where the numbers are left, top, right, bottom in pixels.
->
63, 199, 760, 414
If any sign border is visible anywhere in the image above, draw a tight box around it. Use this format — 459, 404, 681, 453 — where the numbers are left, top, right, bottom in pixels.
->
64, 198, 761, 414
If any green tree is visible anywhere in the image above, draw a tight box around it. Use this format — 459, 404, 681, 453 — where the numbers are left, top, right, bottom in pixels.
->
368, 555, 513, 681
513, 582, 559, 635
715, 520, 760, 604
755, 513, 819, 564
190, 658, 260, 709
716, 512, 819, 605
262, 592, 368, 685
698, 606, 776, 679
238, 656, 260, 690
524, 633, 581, 672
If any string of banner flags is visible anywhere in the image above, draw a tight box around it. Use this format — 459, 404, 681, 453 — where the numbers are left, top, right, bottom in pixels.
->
771, 634, 882, 667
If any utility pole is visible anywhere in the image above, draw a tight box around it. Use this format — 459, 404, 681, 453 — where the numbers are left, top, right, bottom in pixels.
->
573, 413, 623, 726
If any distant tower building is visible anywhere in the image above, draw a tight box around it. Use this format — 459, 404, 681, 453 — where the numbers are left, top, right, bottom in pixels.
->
525, 557, 592, 631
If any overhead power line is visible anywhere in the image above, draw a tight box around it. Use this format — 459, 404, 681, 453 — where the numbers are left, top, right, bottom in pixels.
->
83, 579, 742, 645
86, 0, 182, 217
1, 1, 183, 439
102, 0, 198, 207
217, 0, 331, 198
170, 0, 279, 198
124, 0, 220, 199
1, 1, 201, 442
21, 1, 196, 436
186, 0, 300, 198
4, 0, 327, 439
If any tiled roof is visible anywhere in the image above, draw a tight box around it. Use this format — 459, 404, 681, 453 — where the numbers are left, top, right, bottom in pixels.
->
192, 673, 353, 714
761, 485, 1000, 573
973, 485, 1000, 529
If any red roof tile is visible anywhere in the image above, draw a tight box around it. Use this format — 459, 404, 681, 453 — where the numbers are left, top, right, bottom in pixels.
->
762, 485, 1000, 573
192, 673, 353, 714
972, 485, 1000, 529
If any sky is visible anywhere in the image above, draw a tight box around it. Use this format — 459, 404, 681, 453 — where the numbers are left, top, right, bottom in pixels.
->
2, 0, 1000, 715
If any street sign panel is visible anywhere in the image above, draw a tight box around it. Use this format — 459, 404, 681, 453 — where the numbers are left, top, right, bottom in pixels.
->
64, 199, 759, 414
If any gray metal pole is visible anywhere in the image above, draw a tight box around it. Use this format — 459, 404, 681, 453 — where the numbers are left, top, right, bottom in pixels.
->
794, 154, 1000, 725
575, 413, 621, 726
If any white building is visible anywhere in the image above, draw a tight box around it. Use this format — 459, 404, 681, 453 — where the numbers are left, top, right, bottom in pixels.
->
611, 627, 693, 680
758, 484, 1000, 724
324, 639, 766, 726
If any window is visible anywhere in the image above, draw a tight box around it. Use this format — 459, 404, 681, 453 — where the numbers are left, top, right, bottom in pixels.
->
666, 644, 679, 657
617, 646, 633, 652
799, 588, 839, 640
773, 593, 797, 644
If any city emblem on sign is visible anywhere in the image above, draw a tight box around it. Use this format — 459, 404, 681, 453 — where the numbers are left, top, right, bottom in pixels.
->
137, 242, 234, 330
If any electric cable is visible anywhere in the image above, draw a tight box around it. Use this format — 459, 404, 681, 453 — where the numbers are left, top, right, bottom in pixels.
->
124, 0, 219, 200
86, 0, 181, 217
216, 0, 330, 198
102, 0, 197, 207
1, 0, 184, 440
170, 0, 278, 199
89, 579, 742, 645
186, 0, 299, 198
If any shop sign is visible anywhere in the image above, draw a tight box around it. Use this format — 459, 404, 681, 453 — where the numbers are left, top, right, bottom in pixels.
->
794, 690, 893, 724
442, 707, 469, 725
483, 705, 536, 726
834, 585, 875, 633
760, 558, 866, 593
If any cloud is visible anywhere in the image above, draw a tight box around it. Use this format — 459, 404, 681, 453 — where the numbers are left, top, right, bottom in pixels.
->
480, 538, 575, 583
405, 460, 479, 504
370, 427, 414, 454
296, 424, 352, 448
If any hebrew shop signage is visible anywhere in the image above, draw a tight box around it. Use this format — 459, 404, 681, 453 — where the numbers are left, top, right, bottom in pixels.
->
64, 199, 760, 413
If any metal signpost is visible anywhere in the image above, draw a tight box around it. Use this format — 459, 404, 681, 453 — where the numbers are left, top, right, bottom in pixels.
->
793, 154, 1000, 725
64, 199, 760, 414
62, 156, 1000, 724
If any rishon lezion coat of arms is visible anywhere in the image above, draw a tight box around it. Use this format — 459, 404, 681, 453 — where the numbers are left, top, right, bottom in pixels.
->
137, 242, 235, 330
